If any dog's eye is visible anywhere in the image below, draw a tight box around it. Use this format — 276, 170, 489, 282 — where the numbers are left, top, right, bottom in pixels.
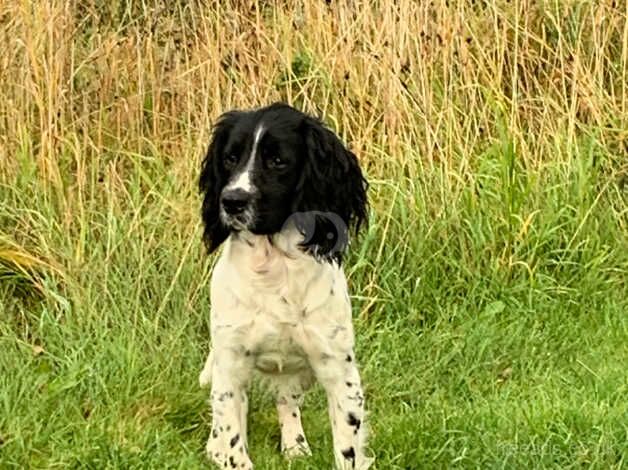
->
268, 156, 286, 169
223, 154, 239, 166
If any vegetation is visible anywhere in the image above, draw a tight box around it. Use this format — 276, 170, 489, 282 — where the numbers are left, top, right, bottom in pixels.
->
1, 1, 626, 468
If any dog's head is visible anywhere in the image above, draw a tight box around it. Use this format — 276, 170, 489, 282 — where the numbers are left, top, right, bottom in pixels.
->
199, 103, 368, 259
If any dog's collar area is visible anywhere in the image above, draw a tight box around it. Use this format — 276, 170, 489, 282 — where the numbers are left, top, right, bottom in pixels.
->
232, 228, 304, 259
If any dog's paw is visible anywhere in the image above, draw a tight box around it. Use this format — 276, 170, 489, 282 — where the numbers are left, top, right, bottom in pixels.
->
206, 438, 253, 469
356, 456, 375, 470
282, 441, 312, 460
335, 454, 374, 470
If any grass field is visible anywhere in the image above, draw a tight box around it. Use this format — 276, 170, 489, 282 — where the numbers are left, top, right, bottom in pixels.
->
1, 1, 627, 468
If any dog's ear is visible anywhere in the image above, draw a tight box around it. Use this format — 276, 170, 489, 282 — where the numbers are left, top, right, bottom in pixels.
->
199, 111, 240, 253
292, 117, 368, 259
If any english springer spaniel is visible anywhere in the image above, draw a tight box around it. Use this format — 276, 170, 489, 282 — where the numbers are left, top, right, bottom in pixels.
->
198, 103, 372, 469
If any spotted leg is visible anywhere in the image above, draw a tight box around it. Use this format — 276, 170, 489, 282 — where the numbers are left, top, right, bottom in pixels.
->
273, 373, 313, 458
311, 352, 372, 470
205, 347, 254, 470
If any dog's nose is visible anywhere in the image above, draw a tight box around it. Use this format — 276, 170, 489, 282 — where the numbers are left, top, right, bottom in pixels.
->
221, 189, 250, 215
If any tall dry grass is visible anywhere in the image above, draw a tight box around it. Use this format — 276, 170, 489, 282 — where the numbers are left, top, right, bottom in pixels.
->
0, 0, 626, 292
2, 1, 626, 171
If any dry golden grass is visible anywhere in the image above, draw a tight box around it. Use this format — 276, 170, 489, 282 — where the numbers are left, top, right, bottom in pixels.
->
1, 0, 626, 177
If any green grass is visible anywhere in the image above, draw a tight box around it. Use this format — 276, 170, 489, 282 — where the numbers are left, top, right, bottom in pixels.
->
1, 1, 628, 468
1, 134, 626, 468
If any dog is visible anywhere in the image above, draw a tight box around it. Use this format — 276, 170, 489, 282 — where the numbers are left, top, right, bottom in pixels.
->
198, 103, 372, 469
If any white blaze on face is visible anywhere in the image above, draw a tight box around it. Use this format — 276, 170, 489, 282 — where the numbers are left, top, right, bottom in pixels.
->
227, 123, 265, 194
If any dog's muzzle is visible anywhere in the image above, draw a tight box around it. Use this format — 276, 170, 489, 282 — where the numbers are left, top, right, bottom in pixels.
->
220, 188, 253, 229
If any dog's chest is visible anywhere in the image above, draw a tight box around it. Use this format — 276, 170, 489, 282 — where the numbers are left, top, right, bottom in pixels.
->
212, 236, 343, 374
242, 284, 313, 374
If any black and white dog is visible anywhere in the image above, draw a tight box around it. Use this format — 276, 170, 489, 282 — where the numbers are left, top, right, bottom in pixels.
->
198, 103, 372, 469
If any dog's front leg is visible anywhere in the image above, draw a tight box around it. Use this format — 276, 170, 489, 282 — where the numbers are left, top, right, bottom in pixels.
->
311, 352, 373, 470
206, 347, 253, 469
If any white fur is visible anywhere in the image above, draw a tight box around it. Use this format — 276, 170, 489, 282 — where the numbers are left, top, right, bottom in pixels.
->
225, 124, 265, 194
199, 227, 372, 469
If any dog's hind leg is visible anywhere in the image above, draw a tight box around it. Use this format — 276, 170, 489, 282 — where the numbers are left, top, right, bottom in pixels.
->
273, 371, 313, 459
199, 349, 213, 388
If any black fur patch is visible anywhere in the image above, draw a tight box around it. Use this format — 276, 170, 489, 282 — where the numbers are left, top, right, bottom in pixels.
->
347, 412, 361, 431
199, 103, 368, 260
342, 447, 355, 462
